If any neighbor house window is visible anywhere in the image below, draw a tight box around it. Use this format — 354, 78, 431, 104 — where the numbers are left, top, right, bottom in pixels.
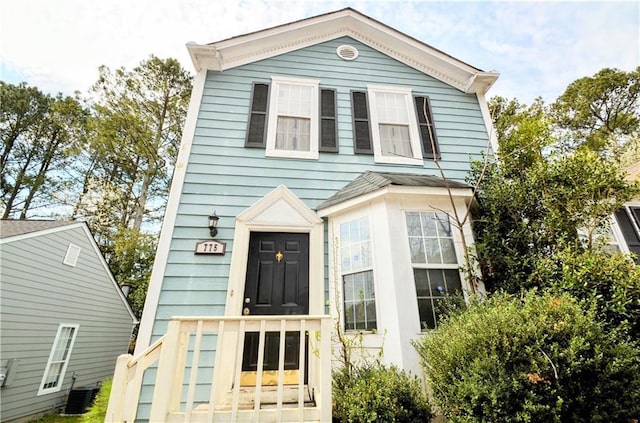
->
350, 86, 439, 165
340, 216, 376, 331
38, 324, 79, 395
405, 212, 462, 329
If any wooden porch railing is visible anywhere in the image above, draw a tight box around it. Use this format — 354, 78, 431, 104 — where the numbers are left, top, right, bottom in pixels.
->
105, 315, 332, 422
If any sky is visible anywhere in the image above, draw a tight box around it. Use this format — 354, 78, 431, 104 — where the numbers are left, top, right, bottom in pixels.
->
1, 0, 638, 105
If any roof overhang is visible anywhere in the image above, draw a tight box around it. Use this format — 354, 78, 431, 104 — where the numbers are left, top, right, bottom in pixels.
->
317, 184, 474, 218
187, 8, 499, 95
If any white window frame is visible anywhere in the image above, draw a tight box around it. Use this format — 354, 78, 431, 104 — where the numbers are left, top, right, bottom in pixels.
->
337, 214, 378, 332
367, 85, 423, 166
265, 76, 320, 160
38, 323, 79, 395
405, 211, 463, 330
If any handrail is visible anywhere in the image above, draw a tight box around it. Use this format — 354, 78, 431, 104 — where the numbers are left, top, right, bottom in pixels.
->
106, 315, 332, 423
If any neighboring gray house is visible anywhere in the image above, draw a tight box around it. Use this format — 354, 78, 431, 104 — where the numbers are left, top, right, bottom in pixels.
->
0, 220, 137, 422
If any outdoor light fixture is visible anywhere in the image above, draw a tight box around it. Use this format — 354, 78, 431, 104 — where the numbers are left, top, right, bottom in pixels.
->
208, 211, 219, 238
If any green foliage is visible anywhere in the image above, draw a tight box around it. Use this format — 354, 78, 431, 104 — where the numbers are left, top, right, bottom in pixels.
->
471, 97, 639, 293
533, 248, 640, 338
552, 66, 640, 153
414, 291, 640, 422
81, 379, 111, 423
1, 81, 88, 218
332, 363, 433, 423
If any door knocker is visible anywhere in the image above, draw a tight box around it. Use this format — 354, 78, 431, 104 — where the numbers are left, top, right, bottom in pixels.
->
275, 251, 284, 263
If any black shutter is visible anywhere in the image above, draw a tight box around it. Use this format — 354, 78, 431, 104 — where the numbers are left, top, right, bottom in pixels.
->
245, 83, 270, 148
614, 207, 640, 262
351, 91, 373, 154
414, 96, 440, 159
320, 88, 338, 152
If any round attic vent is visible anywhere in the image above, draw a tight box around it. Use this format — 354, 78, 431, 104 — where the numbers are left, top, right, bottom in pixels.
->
336, 45, 359, 61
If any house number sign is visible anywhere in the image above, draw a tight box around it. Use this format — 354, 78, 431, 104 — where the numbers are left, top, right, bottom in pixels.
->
194, 240, 226, 255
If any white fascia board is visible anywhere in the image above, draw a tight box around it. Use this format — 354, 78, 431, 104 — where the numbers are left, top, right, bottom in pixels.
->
187, 9, 498, 94
317, 185, 474, 218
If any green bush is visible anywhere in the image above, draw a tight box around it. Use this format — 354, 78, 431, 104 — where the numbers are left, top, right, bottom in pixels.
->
533, 247, 640, 338
81, 379, 111, 423
414, 291, 640, 422
332, 363, 433, 423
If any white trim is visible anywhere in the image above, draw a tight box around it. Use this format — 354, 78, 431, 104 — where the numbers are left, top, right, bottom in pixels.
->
135, 70, 208, 353
37, 323, 79, 396
186, 8, 499, 94
225, 185, 324, 317
609, 215, 629, 254
367, 85, 423, 166
477, 93, 499, 154
625, 203, 640, 238
317, 184, 474, 218
265, 76, 320, 160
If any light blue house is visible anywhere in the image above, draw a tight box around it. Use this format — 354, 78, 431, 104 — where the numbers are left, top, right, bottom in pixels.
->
106, 8, 498, 422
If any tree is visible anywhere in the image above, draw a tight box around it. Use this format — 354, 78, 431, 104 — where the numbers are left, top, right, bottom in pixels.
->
1, 82, 88, 219
552, 66, 640, 155
74, 55, 192, 232
470, 97, 638, 293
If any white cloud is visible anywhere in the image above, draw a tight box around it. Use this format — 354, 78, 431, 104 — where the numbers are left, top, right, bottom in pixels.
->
1, 0, 638, 104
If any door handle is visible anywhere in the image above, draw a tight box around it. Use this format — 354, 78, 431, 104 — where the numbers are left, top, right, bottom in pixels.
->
243, 307, 250, 315
245, 297, 251, 304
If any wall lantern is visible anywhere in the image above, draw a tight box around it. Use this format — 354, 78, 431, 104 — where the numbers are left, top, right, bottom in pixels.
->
208, 211, 220, 238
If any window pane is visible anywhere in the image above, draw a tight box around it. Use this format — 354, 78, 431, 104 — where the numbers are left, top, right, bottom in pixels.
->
343, 270, 376, 330
440, 238, 457, 264
406, 212, 421, 236
425, 238, 442, 264
427, 269, 446, 297
417, 298, 436, 330
413, 269, 429, 297
275, 117, 310, 151
434, 213, 452, 237
375, 91, 409, 123
379, 124, 412, 157
277, 83, 312, 116
409, 237, 425, 263
421, 213, 438, 237
443, 269, 463, 293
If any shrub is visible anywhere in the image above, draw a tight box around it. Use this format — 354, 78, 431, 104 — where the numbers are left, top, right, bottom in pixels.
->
332, 363, 433, 423
414, 291, 640, 422
81, 379, 111, 423
533, 247, 640, 338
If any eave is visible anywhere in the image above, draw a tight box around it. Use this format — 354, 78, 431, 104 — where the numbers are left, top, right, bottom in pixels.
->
187, 8, 499, 95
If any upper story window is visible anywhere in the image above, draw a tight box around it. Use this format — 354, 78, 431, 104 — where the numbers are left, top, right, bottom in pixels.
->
405, 212, 462, 330
351, 86, 439, 164
245, 76, 338, 158
340, 216, 377, 331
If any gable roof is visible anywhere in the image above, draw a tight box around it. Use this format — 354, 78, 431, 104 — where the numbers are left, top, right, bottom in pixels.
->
187, 7, 499, 94
0, 219, 77, 239
0, 219, 138, 323
317, 171, 472, 211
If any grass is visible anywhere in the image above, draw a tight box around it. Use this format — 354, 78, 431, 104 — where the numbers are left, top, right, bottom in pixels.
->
28, 414, 83, 423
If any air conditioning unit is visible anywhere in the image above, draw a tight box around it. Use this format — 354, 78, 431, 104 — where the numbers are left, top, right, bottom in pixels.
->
64, 386, 99, 415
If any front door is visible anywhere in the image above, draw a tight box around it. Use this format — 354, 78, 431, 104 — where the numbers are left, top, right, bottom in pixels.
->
241, 232, 309, 385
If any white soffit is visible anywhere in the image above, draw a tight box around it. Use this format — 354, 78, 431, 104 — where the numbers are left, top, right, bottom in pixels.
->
187, 8, 499, 95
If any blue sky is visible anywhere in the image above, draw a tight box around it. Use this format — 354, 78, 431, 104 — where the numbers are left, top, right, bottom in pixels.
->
1, 0, 638, 104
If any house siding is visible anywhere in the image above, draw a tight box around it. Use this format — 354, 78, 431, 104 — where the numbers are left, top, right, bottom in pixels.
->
0, 226, 135, 422
136, 37, 490, 417
150, 35, 488, 338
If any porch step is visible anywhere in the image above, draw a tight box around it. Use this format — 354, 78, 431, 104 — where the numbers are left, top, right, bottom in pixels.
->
234, 385, 315, 407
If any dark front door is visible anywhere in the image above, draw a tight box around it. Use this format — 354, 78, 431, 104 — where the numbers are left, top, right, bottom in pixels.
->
241, 232, 310, 385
